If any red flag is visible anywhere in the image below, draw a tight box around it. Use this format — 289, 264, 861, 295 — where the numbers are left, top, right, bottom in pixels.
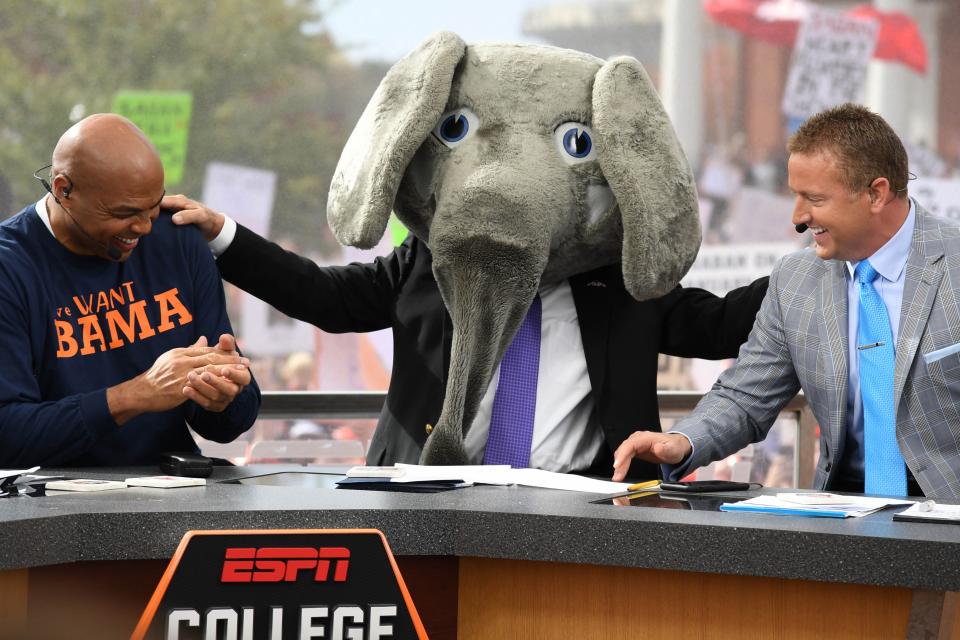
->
703, 0, 803, 46
704, 0, 928, 74
847, 4, 927, 73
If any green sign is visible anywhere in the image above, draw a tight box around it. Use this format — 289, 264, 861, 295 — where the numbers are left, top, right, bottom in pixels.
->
388, 213, 409, 247
111, 91, 193, 187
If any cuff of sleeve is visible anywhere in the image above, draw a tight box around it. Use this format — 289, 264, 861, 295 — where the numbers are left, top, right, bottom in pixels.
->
661, 432, 696, 482
79, 390, 119, 440
208, 215, 237, 258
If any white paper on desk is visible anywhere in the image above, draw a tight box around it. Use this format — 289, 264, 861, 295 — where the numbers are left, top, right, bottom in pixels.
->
392, 464, 631, 493
775, 493, 913, 509
504, 469, 631, 494
732, 494, 913, 517
0, 466, 40, 482
393, 464, 512, 485
897, 501, 960, 521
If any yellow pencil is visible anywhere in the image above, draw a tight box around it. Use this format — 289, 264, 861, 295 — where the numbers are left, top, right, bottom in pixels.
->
627, 479, 660, 491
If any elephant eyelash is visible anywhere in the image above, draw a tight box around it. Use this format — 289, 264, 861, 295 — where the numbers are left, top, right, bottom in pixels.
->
448, 97, 477, 111
550, 113, 591, 131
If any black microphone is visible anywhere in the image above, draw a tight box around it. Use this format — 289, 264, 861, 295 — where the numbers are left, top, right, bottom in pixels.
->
61, 206, 123, 260
795, 223, 808, 233
33, 169, 123, 260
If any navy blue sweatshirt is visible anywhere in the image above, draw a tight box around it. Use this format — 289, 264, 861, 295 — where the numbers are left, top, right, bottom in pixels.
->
0, 202, 260, 467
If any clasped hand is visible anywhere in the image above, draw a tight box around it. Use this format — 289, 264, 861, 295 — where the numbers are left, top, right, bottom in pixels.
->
140, 334, 250, 413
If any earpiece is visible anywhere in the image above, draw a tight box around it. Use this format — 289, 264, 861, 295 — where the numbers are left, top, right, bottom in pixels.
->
32, 166, 121, 260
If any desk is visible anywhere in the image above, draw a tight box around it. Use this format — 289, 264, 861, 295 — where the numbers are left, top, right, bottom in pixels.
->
1, 466, 959, 639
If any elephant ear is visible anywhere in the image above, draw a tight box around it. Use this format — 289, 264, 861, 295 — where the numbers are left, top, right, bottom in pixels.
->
593, 57, 701, 300
327, 31, 466, 248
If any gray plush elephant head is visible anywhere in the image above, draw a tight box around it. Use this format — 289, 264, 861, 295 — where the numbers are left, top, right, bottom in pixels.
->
328, 31, 701, 465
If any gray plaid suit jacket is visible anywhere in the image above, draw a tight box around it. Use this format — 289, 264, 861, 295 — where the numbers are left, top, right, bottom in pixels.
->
674, 203, 960, 499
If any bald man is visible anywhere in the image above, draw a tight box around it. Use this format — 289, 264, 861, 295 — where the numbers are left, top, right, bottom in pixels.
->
0, 114, 260, 467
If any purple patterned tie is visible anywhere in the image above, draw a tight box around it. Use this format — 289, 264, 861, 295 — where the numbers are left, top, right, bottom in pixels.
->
483, 295, 542, 467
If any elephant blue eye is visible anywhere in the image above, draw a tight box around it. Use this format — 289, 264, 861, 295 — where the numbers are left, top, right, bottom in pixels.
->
432, 108, 479, 148
554, 122, 596, 164
563, 128, 591, 157
440, 115, 468, 141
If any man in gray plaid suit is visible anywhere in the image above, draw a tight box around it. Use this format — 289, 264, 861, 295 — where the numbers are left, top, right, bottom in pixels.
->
613, 103, 960, 500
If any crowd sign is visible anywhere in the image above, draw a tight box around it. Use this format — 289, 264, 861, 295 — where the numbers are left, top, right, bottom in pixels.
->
681, 243, 797, 296
906, 142, 948, 179
112, 91, 193, 186
132, 529, 427, 640
782, 7, 879, 120
913, 178, 960, 223
200, 162, 313, 357
725, 187, 798, 244
202, 162, 277, 238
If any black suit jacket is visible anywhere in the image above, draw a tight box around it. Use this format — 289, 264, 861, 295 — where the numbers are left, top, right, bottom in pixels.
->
218, 226, 768, 480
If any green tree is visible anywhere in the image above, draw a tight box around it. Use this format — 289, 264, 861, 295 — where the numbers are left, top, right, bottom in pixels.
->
0, 0, 385, 253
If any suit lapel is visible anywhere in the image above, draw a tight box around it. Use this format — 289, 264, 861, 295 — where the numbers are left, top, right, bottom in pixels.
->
821, 259, 849, 463
569, 268, 614, 400
895, 210, 945, 409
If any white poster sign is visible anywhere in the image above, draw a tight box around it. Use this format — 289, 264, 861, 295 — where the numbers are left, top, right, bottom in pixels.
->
725, 187, 801, 244
201, 162, 313, 356
681, 243, 797, 296
782, 7, 879, 119
202, 162, 277, 237
906, 143, 947, 179
912, 178, 960, 223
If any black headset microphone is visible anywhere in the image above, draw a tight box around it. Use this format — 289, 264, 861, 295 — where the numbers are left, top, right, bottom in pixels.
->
795, 192, 881, 235
61, 196, 123, 261
35, 174, 122, 260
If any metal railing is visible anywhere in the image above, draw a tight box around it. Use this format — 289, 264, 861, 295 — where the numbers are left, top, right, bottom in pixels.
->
259, 391, 387, 420
258, 390, 817, 486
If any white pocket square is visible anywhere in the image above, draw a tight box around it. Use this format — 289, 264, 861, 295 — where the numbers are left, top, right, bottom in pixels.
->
923, 342, 960, 365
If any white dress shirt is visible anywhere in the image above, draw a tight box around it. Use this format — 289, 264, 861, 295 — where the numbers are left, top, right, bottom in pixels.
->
463, 280, 602, 472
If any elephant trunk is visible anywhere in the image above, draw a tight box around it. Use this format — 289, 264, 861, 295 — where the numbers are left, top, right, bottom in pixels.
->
420, 219, 550, 465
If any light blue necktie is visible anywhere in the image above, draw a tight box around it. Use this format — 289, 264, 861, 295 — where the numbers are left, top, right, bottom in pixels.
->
856, 260, 907, 495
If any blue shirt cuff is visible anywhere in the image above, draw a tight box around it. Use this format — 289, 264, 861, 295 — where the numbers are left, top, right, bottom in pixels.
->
661, 431, 696, 481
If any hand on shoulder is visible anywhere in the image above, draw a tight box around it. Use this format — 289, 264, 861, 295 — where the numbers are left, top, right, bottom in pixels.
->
164, 194, 225, 242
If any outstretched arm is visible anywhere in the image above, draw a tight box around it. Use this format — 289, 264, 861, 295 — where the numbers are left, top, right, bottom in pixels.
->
658, 276, 769, 360
166, 194, 412, 334
613, 263, 799, 481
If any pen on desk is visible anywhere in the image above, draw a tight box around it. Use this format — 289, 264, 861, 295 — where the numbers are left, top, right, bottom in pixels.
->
627, 480, 660, 491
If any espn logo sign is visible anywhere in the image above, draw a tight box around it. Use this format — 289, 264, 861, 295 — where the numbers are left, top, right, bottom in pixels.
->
221, 547, 351, 583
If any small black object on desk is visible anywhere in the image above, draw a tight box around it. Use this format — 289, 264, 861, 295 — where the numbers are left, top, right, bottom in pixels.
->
159, 452, 213, 478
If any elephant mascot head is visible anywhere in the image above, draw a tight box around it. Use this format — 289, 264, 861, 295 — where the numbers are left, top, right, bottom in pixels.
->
327, 31, 701, 465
